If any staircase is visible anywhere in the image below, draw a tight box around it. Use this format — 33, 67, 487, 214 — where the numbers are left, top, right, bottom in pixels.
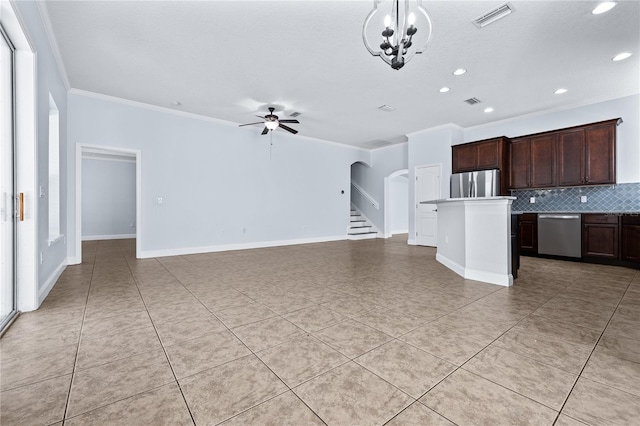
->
348, 206, 378, 240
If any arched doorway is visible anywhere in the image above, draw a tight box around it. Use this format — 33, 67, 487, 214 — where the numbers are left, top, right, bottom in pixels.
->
383, 169, 408, 237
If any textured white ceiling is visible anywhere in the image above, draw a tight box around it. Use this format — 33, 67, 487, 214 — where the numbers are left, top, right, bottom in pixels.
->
43, 0, 640, 148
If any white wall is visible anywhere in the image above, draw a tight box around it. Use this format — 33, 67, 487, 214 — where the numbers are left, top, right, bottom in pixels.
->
462, 94, 640, 183
67, 93, 368, 258
350, 143, 407, 232
82, 158, 136, 239
12, 0, 69, 307
389, 175, 408, 233
407, 124, 463, 243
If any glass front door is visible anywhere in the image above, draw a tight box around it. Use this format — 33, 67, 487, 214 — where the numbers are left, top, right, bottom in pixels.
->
0, 26, 16, 332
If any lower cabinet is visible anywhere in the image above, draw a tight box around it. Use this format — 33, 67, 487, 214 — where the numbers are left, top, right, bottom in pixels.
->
582, 214, 619, 259
622, 216, 640, 262
519, 212, 638, 268
518, 213, 538, 254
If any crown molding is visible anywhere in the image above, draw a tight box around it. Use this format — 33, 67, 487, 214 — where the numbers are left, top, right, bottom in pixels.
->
35, 0, 70, 90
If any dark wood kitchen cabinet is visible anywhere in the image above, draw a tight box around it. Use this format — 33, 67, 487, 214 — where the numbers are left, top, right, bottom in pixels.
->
582, 214, 619, 259
518, 213, 538, 254
621, 216, 640, 262
509, 135, 556, 189
557, 120, 617, 187
452, 137, 508, 173
452, 137, 509, 194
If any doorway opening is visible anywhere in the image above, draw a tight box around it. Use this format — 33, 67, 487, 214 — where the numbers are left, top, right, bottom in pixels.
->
383, 169, 408, 238
75, 145, 142, 262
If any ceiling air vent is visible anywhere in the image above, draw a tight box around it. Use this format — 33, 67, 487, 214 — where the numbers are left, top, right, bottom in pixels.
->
289, 111, 302, 118
378, 104, 396, 112
472, 3, 515, 28
464, 97, 482, 105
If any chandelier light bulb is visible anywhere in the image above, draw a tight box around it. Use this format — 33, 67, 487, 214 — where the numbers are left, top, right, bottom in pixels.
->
384, 14, 391, 27
612, 52, 632, 61
408, 12, 416, 26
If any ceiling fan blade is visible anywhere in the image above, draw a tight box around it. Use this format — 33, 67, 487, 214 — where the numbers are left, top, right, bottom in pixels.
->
261, 127, 269, 135
279, 123, 298, 134
256, 115, 266, 119
279, 119, 300, 124
239, 122, 264, 127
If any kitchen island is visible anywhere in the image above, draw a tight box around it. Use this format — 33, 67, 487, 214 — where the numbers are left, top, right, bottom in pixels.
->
428, 197, 516, 286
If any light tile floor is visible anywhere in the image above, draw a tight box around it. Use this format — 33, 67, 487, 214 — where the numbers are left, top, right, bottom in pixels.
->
1, 236, 639, 425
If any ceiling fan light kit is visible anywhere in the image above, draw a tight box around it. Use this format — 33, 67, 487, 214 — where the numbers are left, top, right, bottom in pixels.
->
362, 0, 433, 70
239, 107, 300, 135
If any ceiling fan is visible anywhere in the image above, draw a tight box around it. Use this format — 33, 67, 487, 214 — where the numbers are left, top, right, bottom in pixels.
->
239, 107, 300, 135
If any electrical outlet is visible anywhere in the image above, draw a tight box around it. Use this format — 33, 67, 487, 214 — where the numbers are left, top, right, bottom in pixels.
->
529, 197, 536, 204
581, 196, 587, 203
157, 197, 163, 204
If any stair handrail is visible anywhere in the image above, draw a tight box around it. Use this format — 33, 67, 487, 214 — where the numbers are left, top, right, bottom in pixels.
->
351, 181, 380, 210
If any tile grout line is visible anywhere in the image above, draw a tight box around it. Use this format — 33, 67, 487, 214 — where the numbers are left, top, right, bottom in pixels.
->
60, 242, 98, 425
549, 278, 636, 426
154, 253, 333, 425
120, 242, 198, 426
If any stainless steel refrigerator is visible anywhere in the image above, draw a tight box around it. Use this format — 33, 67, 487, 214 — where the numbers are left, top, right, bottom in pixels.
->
450, 169, 500, 198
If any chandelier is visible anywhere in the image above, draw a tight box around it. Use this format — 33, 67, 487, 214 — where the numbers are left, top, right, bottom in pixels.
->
362, 0, 433, 70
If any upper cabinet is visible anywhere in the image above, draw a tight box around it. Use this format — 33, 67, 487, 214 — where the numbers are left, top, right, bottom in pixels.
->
455, 119, 618, 192
557, 120, 617, 186
509, 134, 556, 189
507, 119, 617, 190
452, 137, 509, 194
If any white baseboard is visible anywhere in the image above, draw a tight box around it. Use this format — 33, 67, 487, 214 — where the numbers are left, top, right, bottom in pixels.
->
407, 239, 417, 245
465, 268, 513, 287
436, 253, 512, 287
37, 260, 67, 307
139, 235, 347, 259
436, 253, 465, 277
82, 234, 136, 241
66, 256, 81, 265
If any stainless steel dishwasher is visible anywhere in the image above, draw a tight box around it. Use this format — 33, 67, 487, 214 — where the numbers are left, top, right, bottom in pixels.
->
538, 214, 582, 258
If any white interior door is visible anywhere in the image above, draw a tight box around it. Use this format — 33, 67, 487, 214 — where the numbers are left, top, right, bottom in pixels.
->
416, 164, 441, 246
0, 29, 16, 330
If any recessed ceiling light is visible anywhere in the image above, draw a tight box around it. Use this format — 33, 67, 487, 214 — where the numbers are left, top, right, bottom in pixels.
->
484, 107, 494, 113
439, 87, 450, 93
453, 68, 467, 76
612, 52, 632, 61
592, 2, 617, 15
554, 88, 568, 95
169, 101, 182, 107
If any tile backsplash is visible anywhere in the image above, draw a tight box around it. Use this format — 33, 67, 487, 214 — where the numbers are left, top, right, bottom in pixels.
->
511, 182, 640, 213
